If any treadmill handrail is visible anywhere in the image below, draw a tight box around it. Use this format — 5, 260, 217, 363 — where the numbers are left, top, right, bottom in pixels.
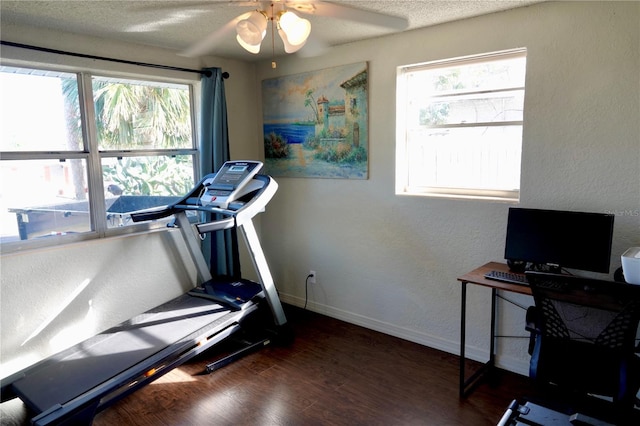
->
129, 174, 275, 230
128, 206, 176, 222
196, 217, 235, 234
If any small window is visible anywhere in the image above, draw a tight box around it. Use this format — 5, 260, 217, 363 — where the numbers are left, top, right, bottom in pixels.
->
0, 66, 196, 249
396, 49, 527, 201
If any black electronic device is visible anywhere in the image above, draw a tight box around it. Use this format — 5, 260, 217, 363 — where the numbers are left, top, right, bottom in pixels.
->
504, 207, 614, 274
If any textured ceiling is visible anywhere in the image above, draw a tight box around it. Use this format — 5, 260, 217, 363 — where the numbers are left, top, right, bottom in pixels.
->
1, 1, 545, 61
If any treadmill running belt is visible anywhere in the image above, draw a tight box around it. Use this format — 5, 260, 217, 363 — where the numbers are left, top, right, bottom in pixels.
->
11, 294, 234, 414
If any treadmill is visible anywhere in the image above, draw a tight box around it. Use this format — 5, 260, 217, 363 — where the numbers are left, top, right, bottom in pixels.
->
0, 160, 290, 425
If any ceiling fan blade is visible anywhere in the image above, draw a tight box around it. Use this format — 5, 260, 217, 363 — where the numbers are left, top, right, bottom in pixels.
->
287, 1, 409, 30
136, 1, 266, 11
178, 11, 252, 57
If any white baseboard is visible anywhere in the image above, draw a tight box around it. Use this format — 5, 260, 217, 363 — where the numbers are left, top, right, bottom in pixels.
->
279, 292, 530, 377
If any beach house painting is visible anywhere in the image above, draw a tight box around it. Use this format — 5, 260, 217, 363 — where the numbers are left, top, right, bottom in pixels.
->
262, 62, 368, 179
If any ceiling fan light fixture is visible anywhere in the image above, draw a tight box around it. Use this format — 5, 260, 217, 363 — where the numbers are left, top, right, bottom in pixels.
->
278, 11, 311, 46
236, 34, 261, 54
236, 10, 267, 52
277, 28, 307, 53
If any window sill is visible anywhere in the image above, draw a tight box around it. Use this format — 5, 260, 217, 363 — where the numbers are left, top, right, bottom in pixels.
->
396, 189, 519, 203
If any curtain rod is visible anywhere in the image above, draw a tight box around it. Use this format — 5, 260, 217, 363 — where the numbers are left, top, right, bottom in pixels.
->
0, 40, 229, 79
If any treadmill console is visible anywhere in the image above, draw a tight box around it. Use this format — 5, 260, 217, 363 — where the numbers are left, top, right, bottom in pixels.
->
200, 160, 263, 209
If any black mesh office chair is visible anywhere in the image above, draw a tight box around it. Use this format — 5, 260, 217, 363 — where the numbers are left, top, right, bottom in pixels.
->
525, 272, 640, 415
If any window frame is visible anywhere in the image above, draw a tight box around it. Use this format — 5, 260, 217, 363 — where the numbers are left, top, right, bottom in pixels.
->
395, 48, 527, 202
0, 61, 200, 253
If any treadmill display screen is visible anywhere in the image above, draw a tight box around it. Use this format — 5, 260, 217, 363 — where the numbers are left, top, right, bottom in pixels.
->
215, 167, 252, 188
201, 161, 263, 208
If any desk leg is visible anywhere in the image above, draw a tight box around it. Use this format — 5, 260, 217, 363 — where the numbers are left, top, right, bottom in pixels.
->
489, 287, 497, 367
459, 281, 467, 398
459, 283, 498, 398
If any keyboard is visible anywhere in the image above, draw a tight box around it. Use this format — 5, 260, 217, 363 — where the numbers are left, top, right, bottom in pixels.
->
484, 270, 528, 285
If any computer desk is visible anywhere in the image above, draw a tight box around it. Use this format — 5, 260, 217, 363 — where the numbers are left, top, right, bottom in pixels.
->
456, 262, 531, 398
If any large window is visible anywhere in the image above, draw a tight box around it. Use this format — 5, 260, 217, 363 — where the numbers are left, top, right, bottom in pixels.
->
396, 49, 527, 201
0, 66, 197, 250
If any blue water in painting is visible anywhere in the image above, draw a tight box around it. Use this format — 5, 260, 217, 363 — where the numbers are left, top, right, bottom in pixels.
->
264, 123, 315, 144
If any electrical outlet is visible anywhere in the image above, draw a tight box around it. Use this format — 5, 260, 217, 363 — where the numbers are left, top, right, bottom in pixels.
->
309, 270, 316, 284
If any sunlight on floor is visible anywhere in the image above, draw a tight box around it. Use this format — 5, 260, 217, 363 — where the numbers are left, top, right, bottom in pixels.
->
150, 367, 197, 384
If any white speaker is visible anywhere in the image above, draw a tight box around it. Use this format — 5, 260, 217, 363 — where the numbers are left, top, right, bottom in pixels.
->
621, 247, 640, 285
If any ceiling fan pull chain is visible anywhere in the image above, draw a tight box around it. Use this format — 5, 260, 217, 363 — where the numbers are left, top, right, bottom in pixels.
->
271, 2, 277, 68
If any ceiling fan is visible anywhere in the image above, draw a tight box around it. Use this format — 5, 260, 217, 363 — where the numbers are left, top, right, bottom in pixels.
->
178, 1, 409, 61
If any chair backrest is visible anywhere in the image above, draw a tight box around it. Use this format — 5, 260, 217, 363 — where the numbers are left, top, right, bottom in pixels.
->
526, 271, 640, 350
525, 271, 640, 408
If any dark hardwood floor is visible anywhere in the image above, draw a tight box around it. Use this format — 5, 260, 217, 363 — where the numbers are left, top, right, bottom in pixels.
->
1, 305, 634, 425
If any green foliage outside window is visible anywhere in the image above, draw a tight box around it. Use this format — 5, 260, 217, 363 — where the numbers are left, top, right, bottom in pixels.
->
102, 156, 193, 196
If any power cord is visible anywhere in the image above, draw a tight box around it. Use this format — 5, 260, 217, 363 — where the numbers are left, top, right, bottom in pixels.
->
304, 273, 314, 310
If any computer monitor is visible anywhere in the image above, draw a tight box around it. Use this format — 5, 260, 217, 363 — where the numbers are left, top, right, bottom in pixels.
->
504, 207, 614, 274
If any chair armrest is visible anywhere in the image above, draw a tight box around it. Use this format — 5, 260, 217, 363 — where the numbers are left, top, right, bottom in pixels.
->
525, 306, 541, 355
525, 306, 540, 333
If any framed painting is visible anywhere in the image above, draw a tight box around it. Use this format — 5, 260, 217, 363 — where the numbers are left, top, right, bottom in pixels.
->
261, 62, 368, 179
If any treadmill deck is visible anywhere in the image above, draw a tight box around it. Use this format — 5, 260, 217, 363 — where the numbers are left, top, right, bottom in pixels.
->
11, 294, 244, 414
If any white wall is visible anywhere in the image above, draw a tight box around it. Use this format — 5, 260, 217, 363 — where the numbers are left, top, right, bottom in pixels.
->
1, 1, 638, 381
0, 230, 195, 376
255, 1, 640, 375
0, 25, 260, 378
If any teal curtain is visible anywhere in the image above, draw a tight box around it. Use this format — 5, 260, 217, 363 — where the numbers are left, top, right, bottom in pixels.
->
200, 68, 240, 278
